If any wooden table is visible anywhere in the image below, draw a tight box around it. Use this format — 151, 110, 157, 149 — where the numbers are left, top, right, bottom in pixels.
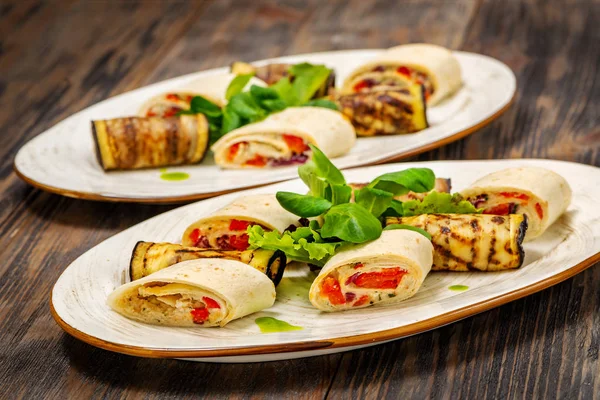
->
1, 0, 598, 398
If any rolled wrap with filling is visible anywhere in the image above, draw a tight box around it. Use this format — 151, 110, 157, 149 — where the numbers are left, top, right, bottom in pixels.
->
92, 114, 209, 170
211, 107, 356, 168
182, 194, 299, 250
342, 43, 462, 105
460, 167, 572, 241
337, 85, 428, 136
130, 241, 286, 285
138, 92, 222, 118
108, 259, 276, 327
309, 230, 433, 312
387, 214, 527, 271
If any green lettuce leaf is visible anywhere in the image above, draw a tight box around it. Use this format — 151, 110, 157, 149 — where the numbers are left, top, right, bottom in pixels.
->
402, 192, 482, 216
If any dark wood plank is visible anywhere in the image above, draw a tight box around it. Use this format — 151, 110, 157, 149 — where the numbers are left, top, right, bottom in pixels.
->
0, 0, 597, 399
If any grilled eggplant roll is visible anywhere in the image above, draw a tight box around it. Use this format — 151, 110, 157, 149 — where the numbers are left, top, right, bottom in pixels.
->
92, 114, 209, 170
461, 167, 572, 241
130, 241, 286, 285
342, 43, 462, 105
350, 178, 451, 202
230, 62, 335, 97
211, 107, 355, 168
337, 85, 428, 136
309, 230, 433, 312
108, 259, 276, 327
386, 214, 527, 271
182, 194, 299, 250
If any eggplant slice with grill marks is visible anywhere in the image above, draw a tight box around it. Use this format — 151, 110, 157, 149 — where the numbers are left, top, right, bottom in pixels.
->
386, 214, 527, 272
92, 114, 209, 170
336, 84, 428, 136
129, 241, 287, 286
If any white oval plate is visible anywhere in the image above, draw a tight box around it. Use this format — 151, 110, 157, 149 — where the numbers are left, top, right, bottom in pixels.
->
51, 159, 600, 363
16, 50, 515, 203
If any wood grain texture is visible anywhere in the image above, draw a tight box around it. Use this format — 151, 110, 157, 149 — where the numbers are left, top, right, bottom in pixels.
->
0, 0, 598, 399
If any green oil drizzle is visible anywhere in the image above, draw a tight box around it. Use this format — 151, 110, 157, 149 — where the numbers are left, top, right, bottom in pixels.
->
255, 317, 303, 333
449, 285, 469, 292
160, 171, 190, 181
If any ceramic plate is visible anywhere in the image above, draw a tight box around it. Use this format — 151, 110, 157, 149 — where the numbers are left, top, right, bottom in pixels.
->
51, 159, 600, 363
16, 50, 515, 203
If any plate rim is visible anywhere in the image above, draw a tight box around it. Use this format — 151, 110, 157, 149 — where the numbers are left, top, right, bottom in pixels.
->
14, 49, 516, 204
50, 252, 599, 359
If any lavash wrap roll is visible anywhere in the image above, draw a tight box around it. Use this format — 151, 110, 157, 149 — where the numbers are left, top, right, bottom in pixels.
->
108, 259, 276, 327
211, 107, 356, 169
138, 74, 266, 117
460, 167, 572, 241
342, 43, 462, 106
182, 194, 299, 249
309, 230, 433, 312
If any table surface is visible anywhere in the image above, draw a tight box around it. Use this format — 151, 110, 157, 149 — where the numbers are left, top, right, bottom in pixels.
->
1, 0, 598, 398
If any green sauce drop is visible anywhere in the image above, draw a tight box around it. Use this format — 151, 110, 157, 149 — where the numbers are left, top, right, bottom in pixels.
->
255, 317, 303, 333
449, 285, 469, 291
160, 172, 190, 181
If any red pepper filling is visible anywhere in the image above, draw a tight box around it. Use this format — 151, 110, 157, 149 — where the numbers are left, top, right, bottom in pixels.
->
166, 93, 180, 101
202, 296, 221, 309
229, 234, 250, 251
396, 66, 411, 77
483, 203, 515, 215
245, 155, 267, 167
229, 219, 251, 231
499, 192, 530, 201
353, 295, 370, 307
189, 229, 209, 248
535, 203, 544, 219
163, 106, 183, 118
283, 134, 309, 154
353, 79, 376, 92
189, 228, 201, 244
191, 307, 210, 324
321, 276, 346, 306
346, 268, 407, 290
227, 143, 243, 162
354, 263, 364, 269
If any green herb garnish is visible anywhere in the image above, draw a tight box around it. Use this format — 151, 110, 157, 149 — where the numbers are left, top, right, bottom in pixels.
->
178, 63, 337, 144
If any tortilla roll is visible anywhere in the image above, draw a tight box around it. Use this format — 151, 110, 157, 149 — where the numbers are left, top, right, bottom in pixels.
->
138, 92, 224, 118
108, 259, 276, 327
337, 85, 428, 136
342, 43, 462, 105
350, 178, 451, 202
309, 230, 433, 312
211, 107, 356, 169
386, 214, 527, 272
460, 167, 572, 241
182, 194, 299, 250
130, 241, 286, 285
92, 114, 209, 170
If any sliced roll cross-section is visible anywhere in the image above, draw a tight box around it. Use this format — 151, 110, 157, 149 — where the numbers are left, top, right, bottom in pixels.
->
130, 241, 287, 285
336, 84, 428, 136
386, 214, 527, 272
342, 43, 462, 105
211, 107, 356, 168
108, 259, 276, 327
92, 114, 209, 170
309, 230, 433, 312
460, 167, 572, 241
138, 92, 219, 118
182, 194, 300, 251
